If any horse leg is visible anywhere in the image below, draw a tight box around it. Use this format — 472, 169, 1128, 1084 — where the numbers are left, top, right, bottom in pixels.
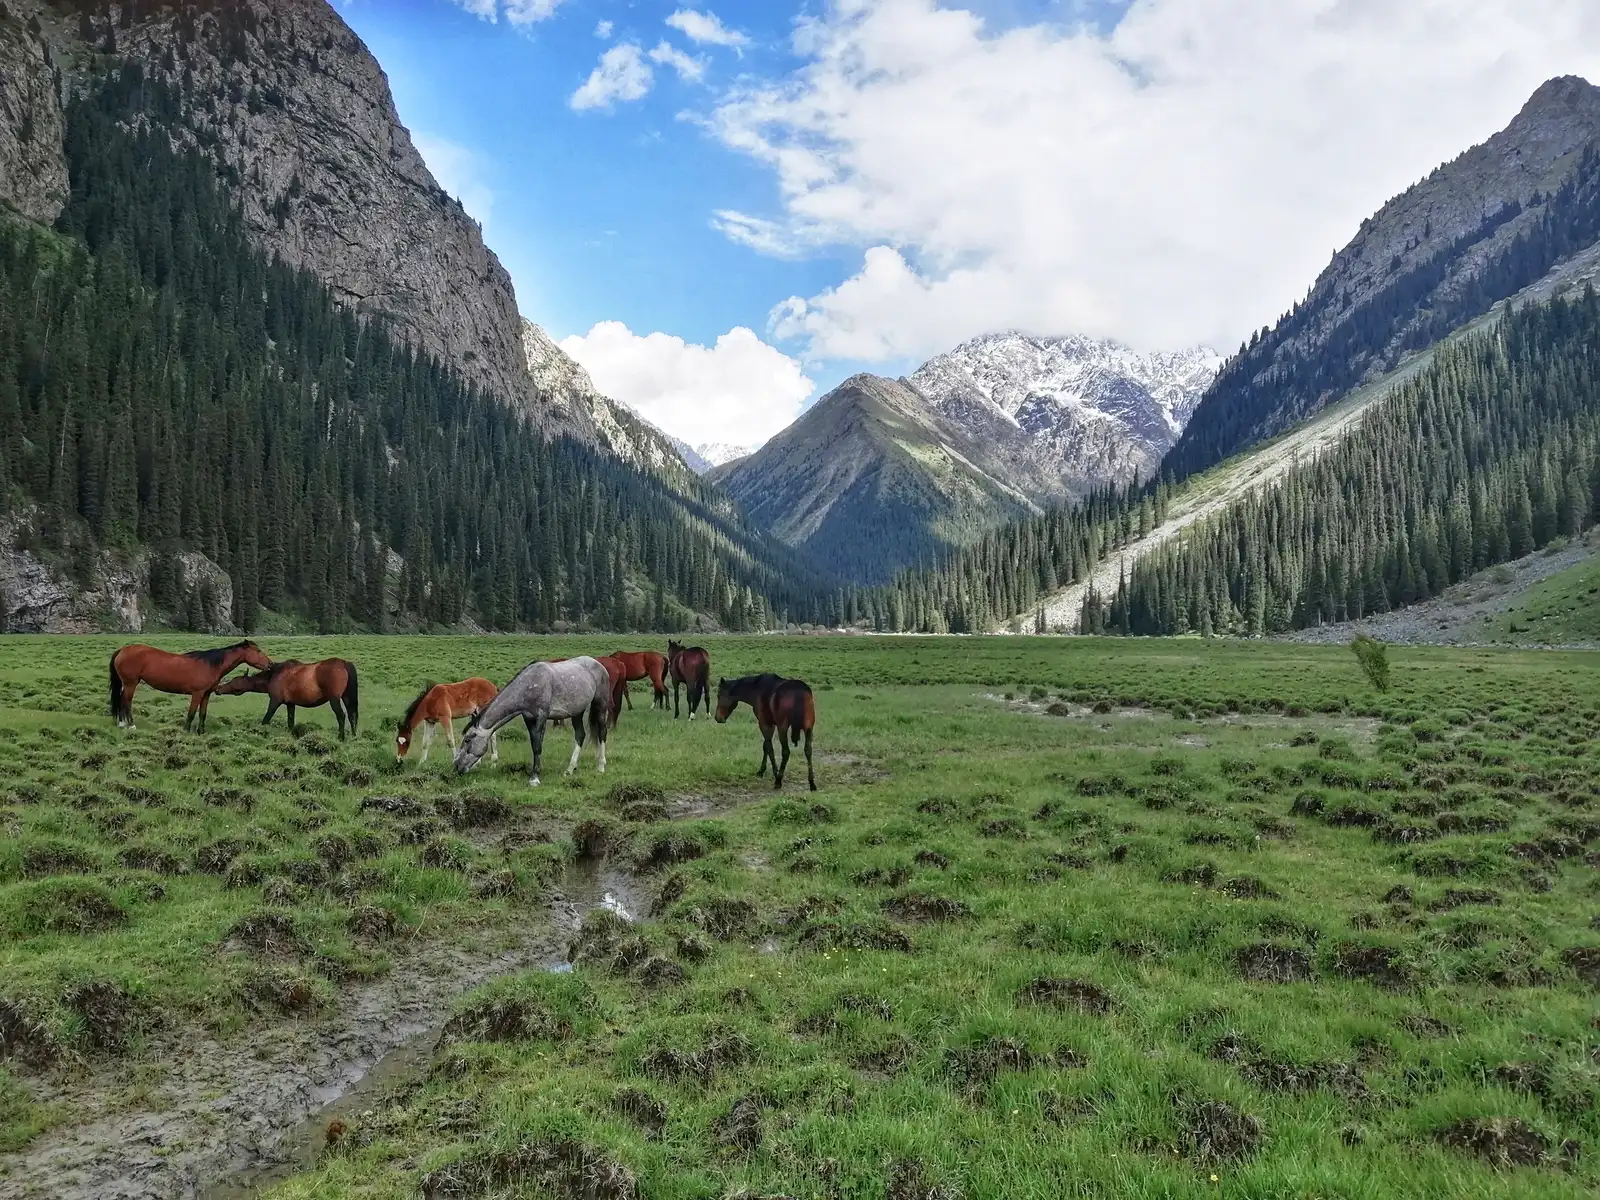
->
591, 698, 608, 773
330, 697, 347, 740
624, 683, 633, 710
757, 719, 773, 776
804, 727, 816, 792
566, 710, 586, 776
262, 698, 280, 726
672, 678, 681, 719
185, 692, 203, 733
776, 730, 792, 790
122, 677, 139, 728
285, 704, 297, 733
525, 714, 547, 787
197, 692, 212, 734
417, 721, 432, 763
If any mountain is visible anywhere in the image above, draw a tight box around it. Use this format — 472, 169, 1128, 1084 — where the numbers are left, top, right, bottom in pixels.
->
1170, 74, 1600, 480
0, 0, 832, 633
910, 333, 1219, 492
710, 374, 1047, 584
711, 335, 1218, 584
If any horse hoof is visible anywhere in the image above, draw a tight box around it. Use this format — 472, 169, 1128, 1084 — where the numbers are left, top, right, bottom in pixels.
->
529, 776, 541, 788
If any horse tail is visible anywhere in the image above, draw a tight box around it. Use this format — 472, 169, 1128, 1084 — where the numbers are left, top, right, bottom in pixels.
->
343, 662, 360, 735
695, 656, 710, 704
792, 687, 815, 744
108, 651, 124, 719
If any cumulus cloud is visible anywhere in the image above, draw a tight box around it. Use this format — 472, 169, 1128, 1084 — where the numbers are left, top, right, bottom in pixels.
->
570, 44, 654, 111
595, 19, 614, 38
710, 0, 1600, 363
650, 41, 708, 83
666, 8, 750, 49
450, 0, 564, 25
413, 133, 496, 233
559, 322, 814, 447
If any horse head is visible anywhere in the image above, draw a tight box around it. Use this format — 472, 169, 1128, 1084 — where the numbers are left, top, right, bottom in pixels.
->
454, 711, 492, 774
240, 641, 272, 671
213, 670, 270, 696
714, 676, 735, 723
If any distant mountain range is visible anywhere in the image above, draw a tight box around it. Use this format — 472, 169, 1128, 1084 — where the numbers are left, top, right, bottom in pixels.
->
711, 334, 1218, 583
671, 440, 758, 475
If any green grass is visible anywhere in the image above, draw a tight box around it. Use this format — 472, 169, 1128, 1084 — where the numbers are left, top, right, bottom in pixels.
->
1490, 553, 1600, 644
1, 634, 1598, 1198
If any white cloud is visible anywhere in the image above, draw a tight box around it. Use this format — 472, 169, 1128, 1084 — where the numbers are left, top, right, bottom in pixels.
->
570, 43, 655, 111
450, 0, 564, 25
559, 322, 814, 447
710, 0, 1600, 363
666, 8, 750, 49
649, 40, 708, 83
413, 133, 496, 233
595, 19, 614, 38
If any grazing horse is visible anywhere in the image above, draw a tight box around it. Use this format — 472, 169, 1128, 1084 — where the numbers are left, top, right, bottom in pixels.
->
109, 640, 271, 733
396, 678, 500, 764
667, 639, 711, 720
454, 657, 610, 787
213, 658, 360, 739
714, 673, 817, 791
608, 650, 670, 711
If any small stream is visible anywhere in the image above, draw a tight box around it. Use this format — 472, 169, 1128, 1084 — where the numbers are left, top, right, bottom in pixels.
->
198, 860, 641, 1199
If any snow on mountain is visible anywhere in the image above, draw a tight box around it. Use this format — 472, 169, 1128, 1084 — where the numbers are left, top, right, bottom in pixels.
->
909, 332, 1221, 490
670, 439, 759, 475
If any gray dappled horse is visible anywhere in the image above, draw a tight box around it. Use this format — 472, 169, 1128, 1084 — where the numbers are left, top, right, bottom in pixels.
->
453, 657, 611, 787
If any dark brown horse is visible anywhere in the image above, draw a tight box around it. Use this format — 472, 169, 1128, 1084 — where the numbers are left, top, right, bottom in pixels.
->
608, 650, 670, 711
667, 639, 711, 720
213, 658, 360, 739
109, 640, 271, 733
714, 673, 817, 791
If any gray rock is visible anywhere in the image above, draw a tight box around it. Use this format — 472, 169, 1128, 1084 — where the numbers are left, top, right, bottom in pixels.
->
0, 5, 66, 224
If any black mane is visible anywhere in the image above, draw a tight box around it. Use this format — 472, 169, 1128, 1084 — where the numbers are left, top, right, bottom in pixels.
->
400, 683, 436, 731
183, 640, 255, 667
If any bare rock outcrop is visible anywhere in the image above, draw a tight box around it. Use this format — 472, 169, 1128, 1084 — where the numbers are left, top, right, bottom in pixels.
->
0, 4, 67, 223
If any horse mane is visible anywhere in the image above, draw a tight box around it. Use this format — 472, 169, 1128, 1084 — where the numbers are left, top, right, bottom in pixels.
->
183, 640, 256, 667
399, 683, 436, 731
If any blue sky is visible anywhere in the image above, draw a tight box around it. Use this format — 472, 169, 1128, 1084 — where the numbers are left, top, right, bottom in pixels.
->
335, 1, 1600, 451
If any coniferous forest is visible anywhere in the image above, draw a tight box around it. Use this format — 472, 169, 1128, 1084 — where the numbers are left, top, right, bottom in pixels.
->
0, 66, 833, 633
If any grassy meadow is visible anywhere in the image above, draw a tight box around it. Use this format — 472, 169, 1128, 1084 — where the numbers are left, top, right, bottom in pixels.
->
1, 633, 1598, 1198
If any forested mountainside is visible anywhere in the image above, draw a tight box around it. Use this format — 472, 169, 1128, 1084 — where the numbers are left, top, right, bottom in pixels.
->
841, 289, 1600, 635
0, 66, 831, 632
1088, 293, 1600, 636
1169, 76, 1600, 481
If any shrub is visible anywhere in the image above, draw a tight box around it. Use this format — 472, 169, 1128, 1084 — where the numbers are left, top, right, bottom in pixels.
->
1350, 635, 1390, 693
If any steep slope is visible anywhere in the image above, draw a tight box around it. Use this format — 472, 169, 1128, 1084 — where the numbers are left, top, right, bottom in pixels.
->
910, 333, 1219, 491
4, 0, 582, 436
710, 374, 1044, 584
1170, 75, 1600, 479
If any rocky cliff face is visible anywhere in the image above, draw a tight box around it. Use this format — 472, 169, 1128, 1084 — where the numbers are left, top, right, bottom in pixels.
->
0, 5, 67, 222
1170, 75, 1600, 479
9, 0, 567, 433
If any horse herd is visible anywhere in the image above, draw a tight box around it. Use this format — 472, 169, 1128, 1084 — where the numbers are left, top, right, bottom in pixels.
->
105, 638, 819, 791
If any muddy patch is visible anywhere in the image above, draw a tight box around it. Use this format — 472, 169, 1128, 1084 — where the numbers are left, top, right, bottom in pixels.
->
3, 860, 645, 1200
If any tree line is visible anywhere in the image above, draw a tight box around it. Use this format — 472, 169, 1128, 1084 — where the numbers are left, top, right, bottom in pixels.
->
0, 64, 831, 632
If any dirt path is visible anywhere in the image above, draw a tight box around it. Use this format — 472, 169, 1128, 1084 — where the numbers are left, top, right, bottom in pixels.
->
1283, 530, 1600, 648
1009, 241, 1600, 633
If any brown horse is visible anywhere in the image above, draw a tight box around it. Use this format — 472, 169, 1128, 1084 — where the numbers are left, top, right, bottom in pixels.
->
213, 658, 360, 739
396, 678, 499, 764
608, 650, 669, 711
714, 673, 817, 791
549, 656, 628, 726
109, 640, 271, 733
667, 639, 711, 720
